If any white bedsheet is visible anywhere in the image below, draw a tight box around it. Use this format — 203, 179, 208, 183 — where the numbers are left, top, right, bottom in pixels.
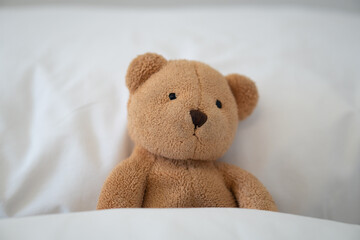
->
0, 209, 359, 240
0, 6, 359, 224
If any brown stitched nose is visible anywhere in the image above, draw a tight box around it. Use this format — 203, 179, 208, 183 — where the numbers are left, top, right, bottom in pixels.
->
190, 110, 208, 129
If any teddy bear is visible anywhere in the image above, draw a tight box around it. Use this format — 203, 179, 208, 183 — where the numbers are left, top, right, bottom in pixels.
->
97, 53, 277, 210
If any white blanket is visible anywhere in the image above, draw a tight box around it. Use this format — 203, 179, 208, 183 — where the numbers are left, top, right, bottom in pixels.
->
0, 209, 359, 240
0, 6, 359, 225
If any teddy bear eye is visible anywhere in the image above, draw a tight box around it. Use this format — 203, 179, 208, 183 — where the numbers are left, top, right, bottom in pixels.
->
169, 93, 177, 100
216, 100, 222, 109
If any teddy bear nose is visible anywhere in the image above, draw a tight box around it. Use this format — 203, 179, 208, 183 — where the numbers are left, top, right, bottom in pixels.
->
190, 110, 208, 128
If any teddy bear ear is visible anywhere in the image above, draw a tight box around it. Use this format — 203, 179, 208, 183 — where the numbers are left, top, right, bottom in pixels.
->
126, 53, 167, 93
226, 74, 259, 121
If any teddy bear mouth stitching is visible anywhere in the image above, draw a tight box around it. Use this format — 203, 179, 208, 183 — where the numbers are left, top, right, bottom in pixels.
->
192, 129, 203, 145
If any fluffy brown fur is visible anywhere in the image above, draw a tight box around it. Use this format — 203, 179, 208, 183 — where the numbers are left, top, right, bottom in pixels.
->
97, 53, 276, 210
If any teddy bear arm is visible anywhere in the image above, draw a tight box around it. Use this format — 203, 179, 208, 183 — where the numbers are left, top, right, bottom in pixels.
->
216, 162, 277, 211
96, 159, 149, 209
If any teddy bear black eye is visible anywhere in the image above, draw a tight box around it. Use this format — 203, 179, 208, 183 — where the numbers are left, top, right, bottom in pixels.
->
216, 100, 222, 109
169, 93, 177, 100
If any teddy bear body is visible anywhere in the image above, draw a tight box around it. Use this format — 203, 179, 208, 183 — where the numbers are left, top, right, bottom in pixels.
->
97, 53, 277, 211
143, 151, 237, 208
99, 146, 238, 208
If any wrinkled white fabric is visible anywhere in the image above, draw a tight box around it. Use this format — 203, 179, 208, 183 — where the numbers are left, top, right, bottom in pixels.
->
0, 209, 359, 240
0, 6, 359, 224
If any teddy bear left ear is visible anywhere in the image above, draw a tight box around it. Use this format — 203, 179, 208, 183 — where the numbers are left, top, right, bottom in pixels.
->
226, 74, 259, 121
126, 53, 167, 93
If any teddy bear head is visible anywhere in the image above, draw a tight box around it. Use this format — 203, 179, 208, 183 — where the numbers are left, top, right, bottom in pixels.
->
126, 53, 258, 161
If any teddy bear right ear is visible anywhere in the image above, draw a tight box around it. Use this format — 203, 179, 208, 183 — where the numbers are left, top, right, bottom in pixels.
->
126, 53, 167, 93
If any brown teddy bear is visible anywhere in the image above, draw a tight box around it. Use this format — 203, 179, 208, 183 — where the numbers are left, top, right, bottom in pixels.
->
97, 53, 277, 210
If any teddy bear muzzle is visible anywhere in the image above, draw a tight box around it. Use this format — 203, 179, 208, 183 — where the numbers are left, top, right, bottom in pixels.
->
190, 110, 208, 129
